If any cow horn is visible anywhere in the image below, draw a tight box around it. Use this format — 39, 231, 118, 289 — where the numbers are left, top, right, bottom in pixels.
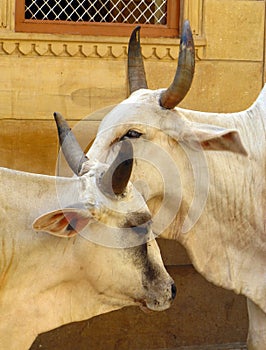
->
128, 26, 148, 94
99, 140, 133, 196
53, 112, 88, 176
160, 20, 195, 109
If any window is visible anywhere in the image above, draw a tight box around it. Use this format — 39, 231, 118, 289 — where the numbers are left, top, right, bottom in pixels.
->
15, 0, 180, 37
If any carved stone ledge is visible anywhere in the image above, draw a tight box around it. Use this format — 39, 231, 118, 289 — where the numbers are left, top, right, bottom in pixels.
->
0, 37, 206, 60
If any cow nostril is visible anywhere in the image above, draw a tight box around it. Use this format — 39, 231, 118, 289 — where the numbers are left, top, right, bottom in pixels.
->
171, 283, 177, 300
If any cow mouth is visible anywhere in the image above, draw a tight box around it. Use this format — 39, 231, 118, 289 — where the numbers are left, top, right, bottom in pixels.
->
136, 298, 171, 313
139, 303, 155, 314
135, 298, 154, 313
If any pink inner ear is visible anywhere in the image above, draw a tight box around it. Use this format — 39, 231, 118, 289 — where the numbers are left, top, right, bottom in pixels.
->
200, 140, 211, 149
33, 209, 91, 238
63, 212, 90, 235
199, 131, 247, 155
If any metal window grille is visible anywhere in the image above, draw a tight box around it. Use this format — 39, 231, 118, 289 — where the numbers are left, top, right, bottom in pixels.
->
25, 0, 167, 25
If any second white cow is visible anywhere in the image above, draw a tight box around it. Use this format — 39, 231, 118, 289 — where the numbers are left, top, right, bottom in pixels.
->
0, 116, 175, 350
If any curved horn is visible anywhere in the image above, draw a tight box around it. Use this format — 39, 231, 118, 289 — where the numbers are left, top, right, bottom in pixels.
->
128, 26, 148, 94
160, 20, 195, 109
53, 112, 88, 175
99, 140, 133, 196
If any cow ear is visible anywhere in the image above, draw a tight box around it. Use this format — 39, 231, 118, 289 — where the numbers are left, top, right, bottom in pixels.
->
32, 208, 92, 237
186, 123, 248, 156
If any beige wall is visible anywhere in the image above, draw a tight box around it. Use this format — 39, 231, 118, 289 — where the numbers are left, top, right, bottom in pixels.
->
0, 0, 265, 348
0, 0, 265, 174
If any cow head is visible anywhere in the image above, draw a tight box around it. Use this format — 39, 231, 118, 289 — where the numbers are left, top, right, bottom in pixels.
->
86, 22, 247, 230
88, 21, 246, 160
33, 113, 176, 312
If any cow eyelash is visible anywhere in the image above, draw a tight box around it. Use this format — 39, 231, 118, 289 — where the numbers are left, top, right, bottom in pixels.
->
131, 225, 148, 235
121, 129, 142, 139
131, 220, 152, 235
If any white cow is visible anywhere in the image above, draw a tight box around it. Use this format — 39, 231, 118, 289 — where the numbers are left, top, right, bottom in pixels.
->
0, 114, 175, 350
86, 22, 266, 349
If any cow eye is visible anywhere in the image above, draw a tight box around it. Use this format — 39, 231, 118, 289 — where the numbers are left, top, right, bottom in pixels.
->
131, 225, 148, 235
122, 129, 142, 139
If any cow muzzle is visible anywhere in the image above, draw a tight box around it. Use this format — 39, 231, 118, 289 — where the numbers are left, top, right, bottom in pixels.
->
141, 279, 177, 312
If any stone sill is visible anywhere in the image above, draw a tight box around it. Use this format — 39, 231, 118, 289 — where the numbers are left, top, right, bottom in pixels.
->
0, 30, 206, 45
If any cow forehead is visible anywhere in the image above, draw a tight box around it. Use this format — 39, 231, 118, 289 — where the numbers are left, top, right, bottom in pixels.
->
99, 90, 161, 130
97, 89, 189, 140
79, 171, 149, 215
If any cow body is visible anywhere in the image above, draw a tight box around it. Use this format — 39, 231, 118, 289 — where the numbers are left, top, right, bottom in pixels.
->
0, 164, 174, 349
88, 85, 266, 349
161, 86, 266, 307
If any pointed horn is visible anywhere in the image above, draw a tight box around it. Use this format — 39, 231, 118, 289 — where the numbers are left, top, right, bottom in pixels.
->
53, 112, 88, 175
128, 26, 148, 94
160, 20, 195, 109
99, 140, 133, 196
